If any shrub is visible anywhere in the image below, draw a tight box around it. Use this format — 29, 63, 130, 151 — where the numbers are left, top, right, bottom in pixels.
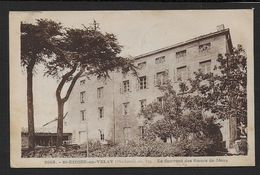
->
86, 138, 225, 157
235, 139, 248, 155
21, 138, 227, 158
88, 140, 180, 157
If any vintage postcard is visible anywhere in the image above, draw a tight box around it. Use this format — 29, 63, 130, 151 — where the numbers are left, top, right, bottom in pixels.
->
10, 10, 255, 168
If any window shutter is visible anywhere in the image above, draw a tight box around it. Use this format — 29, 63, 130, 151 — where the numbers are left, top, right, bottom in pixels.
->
120, 82, 123, 94
207, 62, 211, 73
136, 79, 139, 91
187, 66, 191, 79
121, 104, 124, 115
154, 74, 157, 86
173, 69, 176, 82
146, 76, 149, 89
129, 80, 131, 92
163, 69, 169, 83
165, 69, 169, 82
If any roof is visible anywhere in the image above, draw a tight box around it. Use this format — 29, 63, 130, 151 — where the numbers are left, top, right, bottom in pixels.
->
79, 28, 233, 79
21, 112, 72, 134
21, 126, 72, 134
134, 28, 232, 60
22, 132, 72, 136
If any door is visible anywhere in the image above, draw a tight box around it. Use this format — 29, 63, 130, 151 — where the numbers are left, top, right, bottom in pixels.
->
79, 131, 87, 144
123, 127, 131, 144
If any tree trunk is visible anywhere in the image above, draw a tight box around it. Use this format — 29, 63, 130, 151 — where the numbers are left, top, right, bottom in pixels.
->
56, 100, 64, 147
27, 69, 35, 149
55, 67, 83, 147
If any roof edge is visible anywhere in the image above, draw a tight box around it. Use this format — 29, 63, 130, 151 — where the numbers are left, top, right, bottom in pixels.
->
134, 28, 230, 60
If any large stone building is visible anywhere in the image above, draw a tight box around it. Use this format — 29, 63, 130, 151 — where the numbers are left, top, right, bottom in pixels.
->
66, 25, 236, 149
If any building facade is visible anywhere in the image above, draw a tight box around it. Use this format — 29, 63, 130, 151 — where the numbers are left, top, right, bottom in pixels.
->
66, 25, 236, 149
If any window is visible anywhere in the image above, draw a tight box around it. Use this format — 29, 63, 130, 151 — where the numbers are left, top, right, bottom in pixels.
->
99, 130, 105, 141
139, 126, 144, 138
123, 80, 130, 93
138, 62, 146, 69
177, 56, 185, 63
199, 43, 211, 52
80, 110, 86, 121
140, 99, 147, 111
80, 79, 85, 85
139, 76, 147, 89
157, 97, 164, 107
156, 71, 166, 86
199, 60, 211, 74
98, 107, 104, 119
177, 66, 187, 81
155, 56, 165, 64
123, 102, 129, 116
97, 87, 104, 99
176, 50, 186, 59
123, 127, 131, 143
80, 91, 86, 103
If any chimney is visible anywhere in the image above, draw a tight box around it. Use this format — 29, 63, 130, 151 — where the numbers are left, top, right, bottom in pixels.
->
216, 24, 225, 31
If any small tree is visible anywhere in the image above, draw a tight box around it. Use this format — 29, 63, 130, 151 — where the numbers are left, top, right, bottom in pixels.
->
141, 80, 215, 141
44, 21, 137, 146
21, 19, 62, 149
189, 45, 247, 138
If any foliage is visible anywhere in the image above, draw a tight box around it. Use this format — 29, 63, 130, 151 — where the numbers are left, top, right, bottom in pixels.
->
21, 19, 63, 70
141, 80, 222, 143
21, 18, 138, 147
44, 21, 137, 81
189, 45, 247, 126
39, 20, 138, 146
140, 45, 247, 154
22, 139, 226, 158
235, 139, 248, 155
21, 19, 63, 149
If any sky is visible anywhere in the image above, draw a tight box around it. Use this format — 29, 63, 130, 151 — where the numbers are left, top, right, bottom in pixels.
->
10, 10, 253, 128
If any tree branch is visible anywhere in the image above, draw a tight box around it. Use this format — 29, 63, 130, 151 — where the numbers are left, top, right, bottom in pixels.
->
62, 68, 84, 102
56, 65, 77, 102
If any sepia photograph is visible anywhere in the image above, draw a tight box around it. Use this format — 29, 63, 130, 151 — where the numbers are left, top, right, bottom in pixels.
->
9, 10, 254, 167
